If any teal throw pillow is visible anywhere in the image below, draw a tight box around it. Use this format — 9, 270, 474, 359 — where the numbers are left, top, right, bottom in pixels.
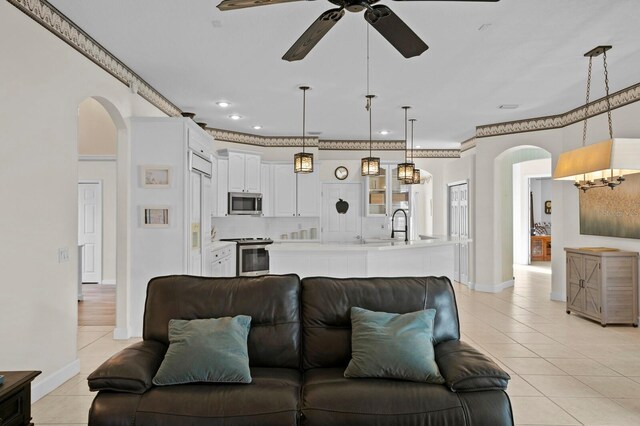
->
344, 307, 444, 383
153, 315, 252, 385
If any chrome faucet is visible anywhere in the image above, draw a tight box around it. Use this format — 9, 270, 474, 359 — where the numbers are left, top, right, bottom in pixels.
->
391, 209, 408, 242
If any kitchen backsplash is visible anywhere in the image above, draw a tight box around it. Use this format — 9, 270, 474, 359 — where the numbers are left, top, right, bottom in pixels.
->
211, 216, 393, 241
211, 216, 320, 240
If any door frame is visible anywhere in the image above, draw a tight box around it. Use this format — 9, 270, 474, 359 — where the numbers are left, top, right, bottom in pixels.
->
78, 180, 103, 284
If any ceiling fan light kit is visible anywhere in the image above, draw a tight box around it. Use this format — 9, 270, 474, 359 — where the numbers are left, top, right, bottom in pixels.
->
553, 45, 640, 191
294, 86, 314, 173
216, 0, 500, 61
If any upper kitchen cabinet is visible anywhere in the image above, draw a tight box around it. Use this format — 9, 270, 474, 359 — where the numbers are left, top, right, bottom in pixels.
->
365, 164, 410, 217
226, 151, 261, 193
271, 163, 319, 217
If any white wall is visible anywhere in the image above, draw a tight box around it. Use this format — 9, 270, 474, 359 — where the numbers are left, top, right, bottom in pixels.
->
78, 97, 117, 156
0, 3, 165, 401
78, 160, 117, 283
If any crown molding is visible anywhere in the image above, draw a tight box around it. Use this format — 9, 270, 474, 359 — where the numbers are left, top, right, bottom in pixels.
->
476, 82, 640, 138
460, 137, 476, 152
8, 0, 181, 118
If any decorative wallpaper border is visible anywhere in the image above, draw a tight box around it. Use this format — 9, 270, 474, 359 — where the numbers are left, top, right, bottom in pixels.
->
208, 129, 319, 147
476, 82, 640, 138
460, 137, 476, 153
7, 0, 181, 117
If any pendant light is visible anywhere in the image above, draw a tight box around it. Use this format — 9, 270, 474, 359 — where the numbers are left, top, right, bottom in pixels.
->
361, 95, 381, 175
361, 26, 380, 176
408, 118, 422, 184
553, 46, 640, 190
397, 106, 414, 181
294, 85, 313, 173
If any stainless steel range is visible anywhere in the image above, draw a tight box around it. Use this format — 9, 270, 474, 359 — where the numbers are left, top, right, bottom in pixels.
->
220, 238, 273, 276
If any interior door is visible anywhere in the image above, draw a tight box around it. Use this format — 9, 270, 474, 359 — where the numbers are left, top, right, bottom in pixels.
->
322, 183, 362, 243
78, 182, 102, 283
448, 183, 469, 284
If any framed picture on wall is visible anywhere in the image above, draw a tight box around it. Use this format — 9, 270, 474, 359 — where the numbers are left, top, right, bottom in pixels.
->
140, 206, 170, 228
141, 165, 171, 188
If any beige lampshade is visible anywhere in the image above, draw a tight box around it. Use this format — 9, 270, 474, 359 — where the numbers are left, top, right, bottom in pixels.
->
553, 138, 640, 182
294, 152, 313, 173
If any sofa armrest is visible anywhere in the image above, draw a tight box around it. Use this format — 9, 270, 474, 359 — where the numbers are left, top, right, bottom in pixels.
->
88, 340, 167, 394
435, 340, 510, 392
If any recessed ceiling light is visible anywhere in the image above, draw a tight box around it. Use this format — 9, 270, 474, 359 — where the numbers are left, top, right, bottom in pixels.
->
307, 131, 322, 136
252, 125, 262, 130
217, 101, 230, 108
379, 130, 390, 135
498, 104, 519, 109
416, 145, 421, 148
229, 114, 242, 120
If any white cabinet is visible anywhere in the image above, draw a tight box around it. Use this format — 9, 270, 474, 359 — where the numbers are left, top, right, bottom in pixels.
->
209, 243, 236, 277
296, 171, 320, 217
272, 163, 320, 217
227, 152, 261, 193
217, 159, 228, 216
365, 164, 410, 218
273, 164, 296, 217
261, 164, 273, 217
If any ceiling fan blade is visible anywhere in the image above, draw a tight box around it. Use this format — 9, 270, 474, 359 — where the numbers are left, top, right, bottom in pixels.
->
217, 0, 304, 12
282, 8, 345, 62
365, 5, 428, 58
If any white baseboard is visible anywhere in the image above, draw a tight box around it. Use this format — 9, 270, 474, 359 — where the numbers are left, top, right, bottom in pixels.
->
473, 279, 514, 293
31, 359, 80, 403
550, 291, 565, 302
100, 279, 116, 285
113, 327, 131, 340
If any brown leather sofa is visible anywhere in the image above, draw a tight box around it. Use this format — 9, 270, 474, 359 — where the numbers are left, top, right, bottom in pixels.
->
88, 275, 514, 425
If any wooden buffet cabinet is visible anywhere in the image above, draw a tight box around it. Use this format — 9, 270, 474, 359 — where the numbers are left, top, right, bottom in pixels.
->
531, 235, 551, 261
565, 248, 638, 327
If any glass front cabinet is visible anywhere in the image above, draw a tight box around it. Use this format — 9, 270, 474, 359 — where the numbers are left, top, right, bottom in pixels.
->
365, 164, 410, 218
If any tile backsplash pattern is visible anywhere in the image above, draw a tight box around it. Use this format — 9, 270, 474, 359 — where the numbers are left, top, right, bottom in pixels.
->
211, 216, 320, 240
212, 216, 394, 241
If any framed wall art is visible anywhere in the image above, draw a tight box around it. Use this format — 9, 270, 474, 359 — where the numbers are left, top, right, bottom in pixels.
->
141, 165, 171, 188
140, 206, 170, 228
579, 173, 640, 239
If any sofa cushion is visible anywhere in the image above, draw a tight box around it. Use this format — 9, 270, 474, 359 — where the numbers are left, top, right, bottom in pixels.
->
344, 307, 444, 383
144, 274, 301, 369
301, 368, 465, 426
301, 276, 460, 369
153, 316, 252, 386
135, 368, 301, 426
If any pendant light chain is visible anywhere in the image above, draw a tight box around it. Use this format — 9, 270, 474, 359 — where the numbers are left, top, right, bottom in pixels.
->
581, 56, 592, 147
302, 87, 306, 153
603, 50, 613, 140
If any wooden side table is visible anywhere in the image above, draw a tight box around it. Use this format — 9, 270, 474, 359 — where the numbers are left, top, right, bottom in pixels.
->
0, 371, 41, 426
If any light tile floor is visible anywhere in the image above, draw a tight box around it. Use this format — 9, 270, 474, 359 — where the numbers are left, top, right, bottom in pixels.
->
32, 265, 640, 425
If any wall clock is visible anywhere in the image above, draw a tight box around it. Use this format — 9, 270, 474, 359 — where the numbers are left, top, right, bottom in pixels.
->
335, 166, 348, 180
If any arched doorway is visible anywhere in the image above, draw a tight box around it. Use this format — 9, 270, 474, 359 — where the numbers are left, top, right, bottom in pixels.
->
493, 145, 552, 288
76, 96, 129, 337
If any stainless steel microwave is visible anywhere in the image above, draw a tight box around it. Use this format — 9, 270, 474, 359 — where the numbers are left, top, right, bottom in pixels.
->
228, 192, 262, 215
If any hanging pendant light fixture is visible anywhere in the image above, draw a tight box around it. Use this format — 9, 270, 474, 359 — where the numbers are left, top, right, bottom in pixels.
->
294, 85, 313, 173
408, 118, 422, 184
553, 46, 640, 191
361, 25, 380, 176
361, 94, 381, 176
397, 106, 414, 181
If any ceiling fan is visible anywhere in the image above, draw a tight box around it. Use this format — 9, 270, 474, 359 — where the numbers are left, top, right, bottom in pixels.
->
216, 0, 499, 61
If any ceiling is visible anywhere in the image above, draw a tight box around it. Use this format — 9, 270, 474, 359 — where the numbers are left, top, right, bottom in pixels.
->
50, 0, 640, 148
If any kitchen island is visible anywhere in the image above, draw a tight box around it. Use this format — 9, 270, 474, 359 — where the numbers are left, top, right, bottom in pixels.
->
267, 237, 469, 281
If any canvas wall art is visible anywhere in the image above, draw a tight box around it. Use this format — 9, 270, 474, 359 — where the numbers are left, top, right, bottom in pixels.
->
579, 173, 640, 239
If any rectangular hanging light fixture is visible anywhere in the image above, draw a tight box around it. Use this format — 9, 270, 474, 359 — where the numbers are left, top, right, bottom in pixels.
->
294, 152, 314, 173
553, 138, 640, 184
